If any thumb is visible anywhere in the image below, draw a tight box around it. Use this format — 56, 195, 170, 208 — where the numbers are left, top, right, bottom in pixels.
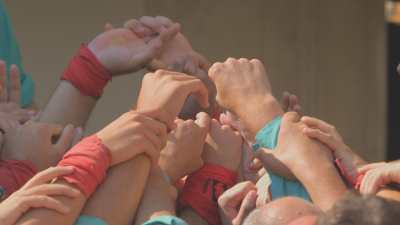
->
253, 147, 275, 168
55, 124, 76, 154
232, 190, 257, 225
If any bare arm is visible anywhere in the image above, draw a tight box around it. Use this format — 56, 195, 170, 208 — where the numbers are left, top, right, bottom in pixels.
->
39, 81, 97, 127
134, 167, 177, 225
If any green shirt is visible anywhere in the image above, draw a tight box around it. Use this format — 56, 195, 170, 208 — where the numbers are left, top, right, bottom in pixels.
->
0, 0, 35, 107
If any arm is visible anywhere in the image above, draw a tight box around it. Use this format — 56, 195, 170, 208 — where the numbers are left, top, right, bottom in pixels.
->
134, 167, 177, 225
82, 155, 151, 225
38, 81, 97, 127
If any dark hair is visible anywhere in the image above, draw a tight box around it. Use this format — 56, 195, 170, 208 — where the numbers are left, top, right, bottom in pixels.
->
316, 192, 400, 225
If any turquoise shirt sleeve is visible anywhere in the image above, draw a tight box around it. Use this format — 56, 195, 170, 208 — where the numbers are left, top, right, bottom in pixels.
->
253, 117, 311, 201
0, 0, 35, 107
142, 216, 188, 225
75, 215, 108, 225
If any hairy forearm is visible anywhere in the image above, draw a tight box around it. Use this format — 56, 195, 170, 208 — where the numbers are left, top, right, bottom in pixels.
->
83, 155, 151, 225
135, 167, 176, 225
39, 81, 97, 127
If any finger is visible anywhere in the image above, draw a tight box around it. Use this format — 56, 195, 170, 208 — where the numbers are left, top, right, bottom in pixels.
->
218, 181, 257, 210
12, 109, 32, 123
232, 190, 258, 225
301, 116, 335, 134
360, 171, 381, 195
22, 195, 70, 214
104, 22, 114, 31
194, 112, 211, 131
8, 64, 21, 104
55, 124, 76, 152
142, 127, 163, 151
158, 23, 180, 44
249, 158, 263, 171
253, 147, 276, 168
23, 166, 74, 189
181, 79, 209, 108
124, 18, 154, 38
357, 162, 387, 174
282, 111, 300, 123
141, 138, 160, 163
0, 60, 7, 102
139, 116, 168, 145
139, 16, 164, 33
25, 184, 80, 198
155, 16, 173, 27
302, 127, 338, 151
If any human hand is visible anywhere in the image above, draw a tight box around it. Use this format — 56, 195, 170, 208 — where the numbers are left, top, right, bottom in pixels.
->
0, 61, 36, 122
2, 122, 82, 171
254, 112, 334, 179
159, 112, 210, 182
0, 166, 80, 225
88, 20, 180, 75
218, 181, 258, 225
301, 116, 366, 184
209, 58, 282, 138
96, 111, 167, 165
123, 16, 210, 72
136, 70, 209, 129
358, 161, 400, 194
202, 119, 243, 171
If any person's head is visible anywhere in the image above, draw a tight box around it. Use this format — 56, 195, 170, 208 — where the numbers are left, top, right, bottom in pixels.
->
316, 192, 400, 225
242, 197, 322, 225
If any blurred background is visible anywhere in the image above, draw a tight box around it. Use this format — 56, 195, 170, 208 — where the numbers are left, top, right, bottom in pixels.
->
4, 0, 396, 161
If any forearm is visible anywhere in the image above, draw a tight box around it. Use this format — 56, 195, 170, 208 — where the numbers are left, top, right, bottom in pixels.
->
238, 94, 283, 139
83, 155, 151, 225
39, 81, 97, 127
135, 167, 176, 225
16, 181, 87, 225
293, 161, 347, 211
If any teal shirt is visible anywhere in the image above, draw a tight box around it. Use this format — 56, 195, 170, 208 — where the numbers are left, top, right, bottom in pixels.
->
143, 216, 188, 225
254, 117, 311, 201
0, 0, 35, 107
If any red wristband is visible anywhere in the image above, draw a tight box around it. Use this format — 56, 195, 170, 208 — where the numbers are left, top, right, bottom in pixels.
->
179, 164, 237, 225
58, 135, 111, 197
61, 44, 112, 98
0, 160, 37, 200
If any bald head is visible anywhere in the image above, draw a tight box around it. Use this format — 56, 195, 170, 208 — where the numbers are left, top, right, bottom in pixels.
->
243, 197, 321, 225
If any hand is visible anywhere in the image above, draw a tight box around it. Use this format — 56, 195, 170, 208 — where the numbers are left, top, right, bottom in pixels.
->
281, 91, 302, 114
0, 166, 80, 225
88, 21, 180, 75
218, 181, 257, 225
203, 119, 243, 171
255, 173, 272, 208
97, 111, 167, 165
0, 61, 36, 122
136, 70, 209, 129
123, 16, 210, 72
2, 121, 82, 171
159, 112, 210, 182
254, 112, 334, 179
358, 161, 400, 194
209, 58, 282, 138
301, 116, 366, 184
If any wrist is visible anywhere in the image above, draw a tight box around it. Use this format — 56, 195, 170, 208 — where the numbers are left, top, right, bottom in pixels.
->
236, 94, 283, 138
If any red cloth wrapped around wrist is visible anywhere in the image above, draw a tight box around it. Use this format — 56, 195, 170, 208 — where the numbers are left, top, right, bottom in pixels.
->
0, 160, 37, 199
179, 164, 237, 225
61, 44, 112, 98
57, 135, 111, 197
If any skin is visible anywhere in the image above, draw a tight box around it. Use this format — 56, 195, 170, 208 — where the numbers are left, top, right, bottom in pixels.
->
16, 69, 209, 225
255, 113, 348, 211
159, 112, 210, 183
134, 166, 177, 225
358, 161, 400, 195
0, 167, 80, 225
